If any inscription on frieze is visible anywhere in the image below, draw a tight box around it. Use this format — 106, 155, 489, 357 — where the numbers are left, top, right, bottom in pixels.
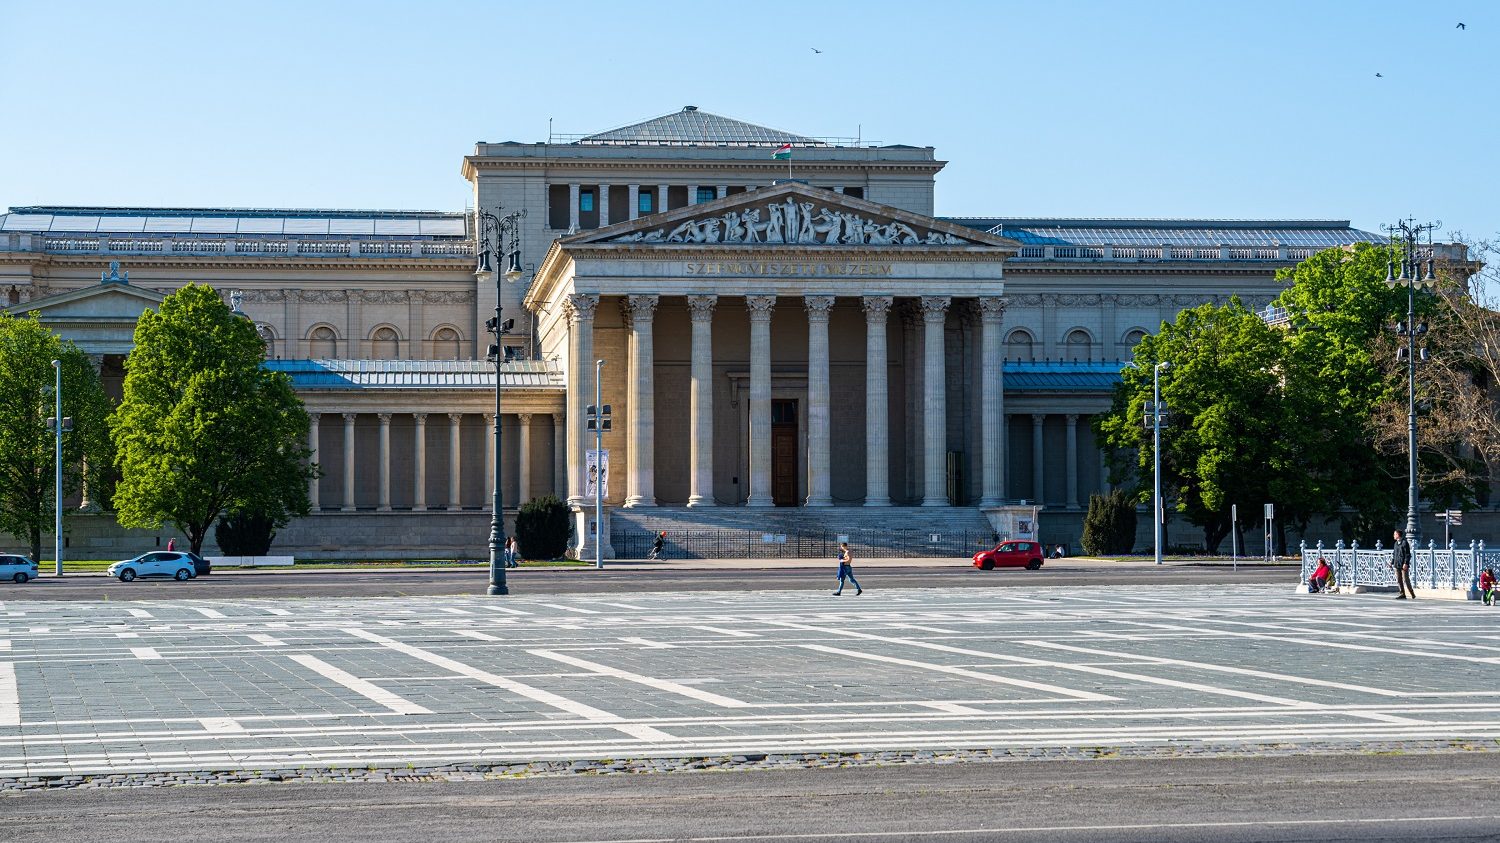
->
685, 261, 895, 277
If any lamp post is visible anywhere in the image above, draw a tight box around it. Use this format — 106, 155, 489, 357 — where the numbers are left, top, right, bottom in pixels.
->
1152, 361, 1170, 566
49, 359, 65, 575
1383, 219, 1439, 546
477, 207, 526, 596
594, 359, 605, 570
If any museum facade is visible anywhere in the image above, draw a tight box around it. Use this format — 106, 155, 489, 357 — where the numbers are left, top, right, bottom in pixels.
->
0, 107, 1383, 558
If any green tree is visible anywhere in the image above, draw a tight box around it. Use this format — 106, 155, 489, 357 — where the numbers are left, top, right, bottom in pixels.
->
1080, 489, 1138, 556
0, 314, 112, 560
111, 284, 315, 554
514, 495, 570, 560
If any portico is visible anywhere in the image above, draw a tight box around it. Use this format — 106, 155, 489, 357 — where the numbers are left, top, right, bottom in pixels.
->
527, 183, 1019, 538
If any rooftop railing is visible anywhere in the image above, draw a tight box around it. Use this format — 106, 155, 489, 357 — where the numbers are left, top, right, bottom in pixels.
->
2, 233, 474, 258
1012, 244, 1317, 262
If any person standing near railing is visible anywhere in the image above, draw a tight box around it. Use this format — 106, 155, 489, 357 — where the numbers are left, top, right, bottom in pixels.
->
1391, 529, 1416, 600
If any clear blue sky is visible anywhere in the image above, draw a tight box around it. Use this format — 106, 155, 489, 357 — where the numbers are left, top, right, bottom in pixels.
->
3, 0, 1495, 241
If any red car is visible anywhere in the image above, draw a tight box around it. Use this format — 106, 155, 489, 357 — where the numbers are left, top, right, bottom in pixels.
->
972, 541, 1045, 571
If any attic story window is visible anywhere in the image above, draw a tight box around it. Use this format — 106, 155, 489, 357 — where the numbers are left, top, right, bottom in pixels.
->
579, 190, 595, 213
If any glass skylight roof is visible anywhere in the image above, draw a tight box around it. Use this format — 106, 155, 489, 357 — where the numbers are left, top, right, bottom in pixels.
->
972, 221, 1384, 248
0, 207, 469, 237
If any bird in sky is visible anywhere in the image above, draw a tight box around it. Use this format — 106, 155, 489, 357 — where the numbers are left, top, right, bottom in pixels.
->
1375, 72, 1383, 77
1457, 22, 1466, 29
811, 47, 822, 53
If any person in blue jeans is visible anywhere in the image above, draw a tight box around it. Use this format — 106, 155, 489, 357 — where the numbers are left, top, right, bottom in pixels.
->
833, 542, 862, 596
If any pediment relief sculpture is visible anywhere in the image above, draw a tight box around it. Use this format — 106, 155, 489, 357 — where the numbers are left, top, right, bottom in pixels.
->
610, 197, 970, 247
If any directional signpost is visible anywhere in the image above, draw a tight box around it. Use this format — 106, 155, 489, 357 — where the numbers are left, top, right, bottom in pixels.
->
1437, 509, 1463, 546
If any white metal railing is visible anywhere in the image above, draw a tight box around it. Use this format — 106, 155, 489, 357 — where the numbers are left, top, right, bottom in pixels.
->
1300, 539, 1491, 593
1012, 244, 1311, 263
8, 236, 474, 258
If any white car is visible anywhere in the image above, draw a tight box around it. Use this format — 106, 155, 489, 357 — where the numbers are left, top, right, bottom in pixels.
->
0, 554, 39, 584
107, 552, 199, 582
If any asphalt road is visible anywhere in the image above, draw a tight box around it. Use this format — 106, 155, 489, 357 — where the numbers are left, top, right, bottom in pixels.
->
5, 753, 1498, 842
5, 563, 1289, 599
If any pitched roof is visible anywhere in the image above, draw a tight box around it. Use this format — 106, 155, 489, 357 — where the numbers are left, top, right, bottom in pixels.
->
945, 218, 1382, 249
578, 106, 825, 147
1003, 361, 1125, 393
264, 359, 564, 390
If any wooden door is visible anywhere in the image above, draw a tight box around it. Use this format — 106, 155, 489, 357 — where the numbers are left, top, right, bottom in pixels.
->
771, 399, 798, 506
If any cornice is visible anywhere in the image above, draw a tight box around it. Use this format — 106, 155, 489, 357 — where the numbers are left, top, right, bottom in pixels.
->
463, 157, 944, 176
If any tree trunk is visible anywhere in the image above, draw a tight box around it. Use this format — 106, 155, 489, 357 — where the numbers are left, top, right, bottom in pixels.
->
29, 525, 41, 563
1203, 516, 1229, 555
188, 523, 207, 556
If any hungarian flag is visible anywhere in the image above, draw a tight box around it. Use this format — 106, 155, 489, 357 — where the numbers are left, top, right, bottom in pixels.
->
772, 143, 792, 160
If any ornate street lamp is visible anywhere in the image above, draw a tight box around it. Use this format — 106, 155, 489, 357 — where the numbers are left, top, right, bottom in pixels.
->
1152, 361, 1170, 565
477, 207, 526, 596
1382, 219, 1439, 546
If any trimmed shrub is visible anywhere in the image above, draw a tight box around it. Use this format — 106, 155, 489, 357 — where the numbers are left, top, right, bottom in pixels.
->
1081, 489, 1138, 556
214, 510, 276, 556
515, 495, 570, 560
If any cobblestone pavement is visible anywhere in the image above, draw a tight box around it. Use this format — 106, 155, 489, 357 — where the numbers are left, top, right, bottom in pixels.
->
1, 585, 1497, 789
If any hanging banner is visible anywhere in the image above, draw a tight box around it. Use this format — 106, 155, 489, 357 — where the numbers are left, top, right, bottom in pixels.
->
586, 449, 610, 499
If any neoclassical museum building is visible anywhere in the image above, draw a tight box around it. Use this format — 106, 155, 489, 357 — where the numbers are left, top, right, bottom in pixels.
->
0, 107, 1382, 558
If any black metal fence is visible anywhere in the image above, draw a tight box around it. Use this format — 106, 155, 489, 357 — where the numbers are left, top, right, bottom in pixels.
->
614, 529, 999, 560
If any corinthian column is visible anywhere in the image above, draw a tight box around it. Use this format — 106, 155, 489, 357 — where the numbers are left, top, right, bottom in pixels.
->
517, 413, 533, 504
341, 413, 357, 512
1032, 414, 1046, 505
563, 293, 599, 505
447, 413, 463, 511
377, 413, 392, 512
746, 294, 776, 507
412, 413, 427, 511
862, 296, 892, 507
978, 297, 1007, 507
804, 295, 835, 507
1066, 413, 1080, 509
687, 294, 717, 507
307, 412, 321, 511
920, 296, 951, 506
624, 294, 659, 507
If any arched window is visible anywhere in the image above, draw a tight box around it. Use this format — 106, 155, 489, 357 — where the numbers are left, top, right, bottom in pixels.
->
256, 324, 277, 359
1006, 329, 1035, 362
432, 327, 462, 361
1065, 329, 1093, 362
1123, 329, 1147, 347
370, 326, 400, 359
308, 326, 338, 359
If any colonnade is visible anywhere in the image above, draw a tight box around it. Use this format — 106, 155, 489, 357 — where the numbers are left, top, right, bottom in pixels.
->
307, 411, 563, 512
562, 293, 1011, 509
1016, 412, 1108, 509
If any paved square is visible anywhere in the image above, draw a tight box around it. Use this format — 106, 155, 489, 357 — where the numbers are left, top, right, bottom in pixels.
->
2, 585, 1498, 777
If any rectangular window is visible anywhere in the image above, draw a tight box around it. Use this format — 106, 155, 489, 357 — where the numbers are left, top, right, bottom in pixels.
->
579, 190, 595, 212
695, 187, 717, 204
844, 187, 864, 199
638, 192, 653, 214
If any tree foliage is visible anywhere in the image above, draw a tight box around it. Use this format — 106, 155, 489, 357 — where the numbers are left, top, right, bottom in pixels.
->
0, 314, 112, 559
514, 495, 570, 561
214, 510, 277, 556
1097, 242, 1424, 551
1080, 489, 1138, 556
111, 284, 315, 554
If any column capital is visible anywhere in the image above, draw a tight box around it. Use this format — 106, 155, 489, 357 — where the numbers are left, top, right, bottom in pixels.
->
803, 295, 836, 322
919, 295, 951, 323
1066, 413, 1079, 425
448, 413, 464, 424
413, 412, 427, 423
562, 293, 599, 325
687, 294, 718, 321
624, 294, 660, 324
1032, 413, 1047, 424
978, 296, 1009, 322
746, 294, 777, 322
483, 413, 496, 424
552, 411, 566, 424
516, 412, 533, 424
342, 412, 358, 422
861, 295, 893, 322
377, 413, 392, 423
308, 411, 321, 423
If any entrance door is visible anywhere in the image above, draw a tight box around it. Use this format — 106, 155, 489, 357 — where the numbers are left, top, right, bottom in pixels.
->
771, 399, 798, 507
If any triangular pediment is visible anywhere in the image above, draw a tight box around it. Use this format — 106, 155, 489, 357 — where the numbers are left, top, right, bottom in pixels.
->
4, 281, 166, 321
560, 183, 1020, 251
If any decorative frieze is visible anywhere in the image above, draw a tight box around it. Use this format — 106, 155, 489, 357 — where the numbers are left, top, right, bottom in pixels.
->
610, 196, 971, 246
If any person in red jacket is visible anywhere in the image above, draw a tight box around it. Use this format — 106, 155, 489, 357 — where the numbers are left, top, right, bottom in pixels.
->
1481, 568, 1497, 606
1309, 558, 1332, 593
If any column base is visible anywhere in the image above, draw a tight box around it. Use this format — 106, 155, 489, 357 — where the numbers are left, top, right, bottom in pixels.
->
413, 505, 427, 512
686, 496, 715, 507
340, 505, 357, 513
745, 496, 774, 508
863, 498, 892, 507
921, 498, 949, 507
377, 505, 392, 513
446, 505, 461, 512
623, 496, 657, 508
978, 497, 1003, 509
804, 497, 833, 507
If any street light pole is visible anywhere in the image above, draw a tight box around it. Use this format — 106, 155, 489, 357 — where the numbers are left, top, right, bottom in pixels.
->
51, 359, 63, 576
1383, 219, 1439, 547
477, 207, 526, 596
1153, 361, 1170, 566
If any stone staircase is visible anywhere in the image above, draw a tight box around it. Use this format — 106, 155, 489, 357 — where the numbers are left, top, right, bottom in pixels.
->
611, 506, 998, 560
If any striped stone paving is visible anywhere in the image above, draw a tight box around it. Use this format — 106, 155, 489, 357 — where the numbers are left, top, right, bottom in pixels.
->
1, 585, 1498, 781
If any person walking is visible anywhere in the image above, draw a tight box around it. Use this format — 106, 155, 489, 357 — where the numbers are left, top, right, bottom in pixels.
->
503, 536, 518, 568
832, 542, 862, 596
1391, 529, 1416, 600
166, 537, 176, 552
649, 531, 665, 561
